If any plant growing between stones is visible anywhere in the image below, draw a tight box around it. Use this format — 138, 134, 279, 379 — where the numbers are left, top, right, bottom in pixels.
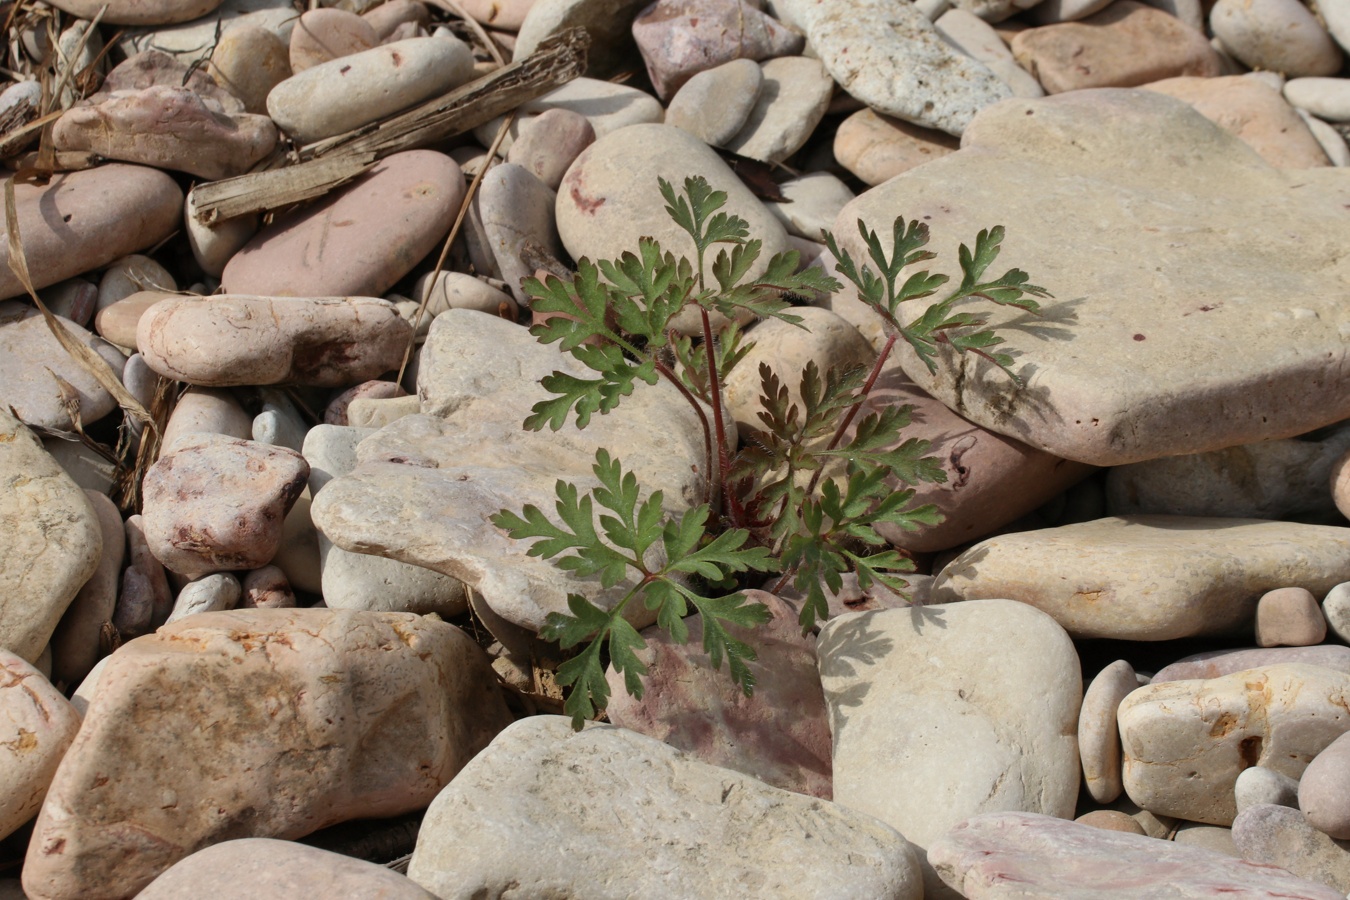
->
490, 176, 1050, 728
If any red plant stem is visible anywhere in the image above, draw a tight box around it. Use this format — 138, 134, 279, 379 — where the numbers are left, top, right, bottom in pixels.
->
771, 332, 898, 596
653, 358, 715, 509
700, 306, 736, 523
801, 333, 898, 499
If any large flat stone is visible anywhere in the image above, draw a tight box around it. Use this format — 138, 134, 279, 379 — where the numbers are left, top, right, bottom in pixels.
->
406, 717, 922, 899
835, 88, 1350, 466
929, 811, 1345, 899
309, 310, 708, 635
932, 516, 1350, 640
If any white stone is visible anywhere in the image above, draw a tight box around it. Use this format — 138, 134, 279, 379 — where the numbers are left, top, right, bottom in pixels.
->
819, 600, 1081, 897
723, 57, 834, 163
407, 717, 924, 899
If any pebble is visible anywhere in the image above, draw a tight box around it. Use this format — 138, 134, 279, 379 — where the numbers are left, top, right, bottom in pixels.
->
139, 295, 412, 388
141, 433, 309, 578
1074, 809, 1146, 834
97, 253, 176, 311
935, 516, 1350, 640
288, 8, 378, 72
474, 77, 664, 150
166, 571, 242, 623
454, 0, 532, 30
22, 609, 512, 899
723, 56, 834, 163
1105, 421, 1350, 519
832, 107, 960, 186
206, 24, 291, 115
504, 107, 594, 189
1210, 0, 1343, 76
475, 162, 562, 302
1152, 644, 1350, 682
513, 0, 648, 77
1143, 74, 1332, 168
818, 600, 1081, 896
310, 310, 706, 636
1302, 731, 1350, 839
1119, 663, 1350, 825
139, 838, 439, 899
223, 151, 464, 299
1297, 109, 1350, 165
0, 302, 127, 430
411, 270, 517, 319
406, 717, 923, 899
1256, 586, 1328, 647
0, 410, 101, 664
664, 57, 764, 147
1079, 659, 1137, 804
1286, 77, 1350, 122
1011, 1, 1221, 94
53, 85, 278, 180
0, 651, 81, 842
239, 565, 296, 609
934, 8, 1044, 98
930, 811, 1345, 899
632, 0, 804, 100
48, 492, 124, 687
0, 164, 181, 301
765, 171, 854, 242
267, 36, 475, 144
1236, 765, 1301, 814
1232, 803, 1350, 894
778, 0, 1010, 135
46, 0, 223, 26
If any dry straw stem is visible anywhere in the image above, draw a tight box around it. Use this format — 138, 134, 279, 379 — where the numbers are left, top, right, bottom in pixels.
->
190, 28, 587, 225
2, 176, 155, 435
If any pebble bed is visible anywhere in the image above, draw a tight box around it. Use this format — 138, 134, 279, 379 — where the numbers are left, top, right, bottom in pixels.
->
1, 0, 1350, 896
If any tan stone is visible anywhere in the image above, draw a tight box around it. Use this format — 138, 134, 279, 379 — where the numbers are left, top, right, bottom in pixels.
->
93, 290, 178, 351
22, 609, 512, 900
1119, 664, 1350, 825
833, 107, 960, 186
0, 652, 80, 842
934, 516, 1350, 641
288, 8, 377, 72
0, 410, 101, 664
837, 89, 1350, 465
206, 25, 290, 115
1011, 1, 1221, 94
1143, 75, 1331, 168
49, 492, 124, 688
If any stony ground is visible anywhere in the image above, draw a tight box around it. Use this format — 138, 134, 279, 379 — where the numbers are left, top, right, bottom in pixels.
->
2, 0, 1350, 896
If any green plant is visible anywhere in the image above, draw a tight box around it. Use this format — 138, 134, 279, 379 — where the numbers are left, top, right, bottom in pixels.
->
490, 176, 1049, 729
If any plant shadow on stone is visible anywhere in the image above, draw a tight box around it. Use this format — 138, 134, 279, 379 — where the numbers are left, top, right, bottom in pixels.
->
490, 175, 1051, 729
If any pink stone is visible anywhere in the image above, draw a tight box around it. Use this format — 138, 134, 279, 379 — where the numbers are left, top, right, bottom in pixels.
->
141, 434, 310, 578
138, 296, 412, 388
22, 609, 513, 900
631, 0, 804, 100
222, 151, 464, 299
53, 85, 277, 181
604, 591, 832, 798
288, 8, 378, 73
0, 652, 80, 842
324, 379, 407, 426
0, 165, 181, 302
1153, 645, 1350, 682
929, 811, 1345, 899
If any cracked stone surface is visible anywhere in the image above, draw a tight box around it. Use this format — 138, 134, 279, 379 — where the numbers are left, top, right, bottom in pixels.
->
407, 716, 922, 899
818, 600, 1081, 899
22, 608, 512, 900
933, 516, 1350, 640
309, 309, 708, 635
1118, 663, 1350, 825
0, 409, 101, 664
837, 88, 1350, 466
